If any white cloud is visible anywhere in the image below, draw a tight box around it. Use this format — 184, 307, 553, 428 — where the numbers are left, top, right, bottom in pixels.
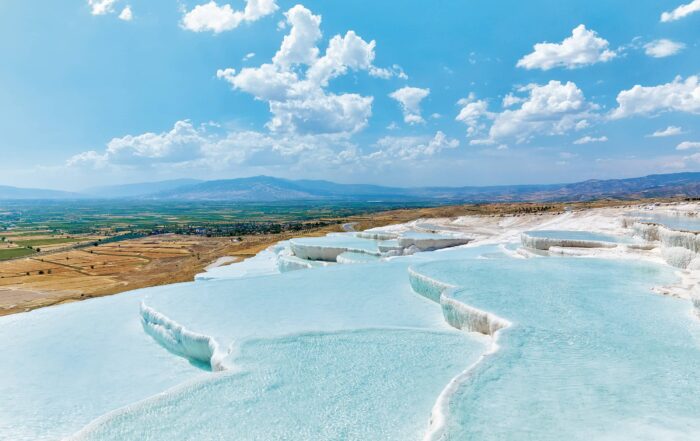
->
243, 0, 279, 21
574, 135, 608, 144
118, 6, 132, 21
88, 0, 117, 15
272, 5, 321, 66
516, 25, 616, 70
243, 52, 256, 61
677, 141, 700, 150
644, 39, 685, 58
66, 120, 361, 171
369, 131, 459, 160
611, 75, 700, 119
307, 31, 377, 86
455, 93, 490, 137
502, 93, 523, 108
648, 126, 686, 137
370, 64, 408, 80
465, 81, 598, 144
66, 120, 467, 175
216, 4, 393, 135
661, 0, 700, 22
66, 150, 108, 168
389, 87, 430, 124
216, 67, 237, 83
267, 92, 373, 134
104, 120, 207, 165
181, 0, 278, 33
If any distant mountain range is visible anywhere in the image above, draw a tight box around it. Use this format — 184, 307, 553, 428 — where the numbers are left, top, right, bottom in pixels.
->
3, 172, 700, 202
0, 185, 81, 200
84, 179, 203, 198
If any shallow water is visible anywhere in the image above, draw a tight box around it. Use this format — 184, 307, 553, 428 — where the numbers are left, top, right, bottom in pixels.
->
143, 261, 455, 354
411, 258, 700, 440
0, 290, 203, 441
1, 230, 698, 441
337, 251, 381, 263
70, 329, 486, 441
526, 229, 633, 243
633, 212, 700, 232
291, 233, 381, 253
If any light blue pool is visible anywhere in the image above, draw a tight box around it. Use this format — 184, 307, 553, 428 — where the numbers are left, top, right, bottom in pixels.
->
410, 258, 700, 441
291, 233, 380, 253
632, 212, 700, 232
1, 239, 698, 440
337, 251, 381, 263
525, 229, 633, 243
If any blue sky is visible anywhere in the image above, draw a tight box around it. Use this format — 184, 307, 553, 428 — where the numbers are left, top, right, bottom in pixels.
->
1, 0, 699, 190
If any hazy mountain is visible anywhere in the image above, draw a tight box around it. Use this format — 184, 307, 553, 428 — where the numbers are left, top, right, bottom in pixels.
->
148, 173, 700, 202
0, 185, 82, 200
84, 179, 203, 198
152, 176, 328, 201
4, 172, 700, 202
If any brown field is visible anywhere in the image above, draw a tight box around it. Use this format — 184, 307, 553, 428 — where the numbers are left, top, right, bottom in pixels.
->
0, 197, 679, 316
0, 230, 344, 316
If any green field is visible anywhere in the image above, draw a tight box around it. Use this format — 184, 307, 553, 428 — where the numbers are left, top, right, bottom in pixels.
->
0, 200, 438, 236
0, 247, 36, 260
13, 238, 80, 248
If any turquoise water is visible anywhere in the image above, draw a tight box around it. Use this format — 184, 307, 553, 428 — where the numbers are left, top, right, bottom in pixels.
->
411, 258, 700, 440
71, 329, 485, 441
1, 231, 698, 440
142, 261, 455, 351
0, 290, 203, 441
633, 212, 700, 232
337, 251, 381, 263
526, 230, 632, 243
291, 233, 380, 253
401, 231, 455, 239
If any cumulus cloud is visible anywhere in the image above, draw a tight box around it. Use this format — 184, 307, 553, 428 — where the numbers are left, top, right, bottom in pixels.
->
455, 93, 491, 137
181, 0, 278, 33
368, 131, 459, 161
118, 5, 132, 21
65, 118, 466, 178
461, 81, 598, 144
66, 120, 361, 171
88, 0, 117, 15
676, 141, 700, 150
216, 4, 396, 135
68, 120, 208, 167
389, 87, 430, 124
517, 25, 616, 70
644, 39, 685, 58
502, 93, 523, 108
573, 135, 608, 144
648, 126, 686, 137
661, 0, 700, 22
272, 4, 321, 66
611, 75, 700, 119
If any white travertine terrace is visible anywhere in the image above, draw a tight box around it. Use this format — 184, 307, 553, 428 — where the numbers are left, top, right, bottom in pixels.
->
520, 232, 619, 250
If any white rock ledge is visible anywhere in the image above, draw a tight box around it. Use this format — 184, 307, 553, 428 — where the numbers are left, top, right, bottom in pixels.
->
355, 231, 398, 240
140, 302, 226, 371
398, 236, 472, 251
521, 232, 618, 251
289, 240, 380, 262
631, 221, 700, 268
